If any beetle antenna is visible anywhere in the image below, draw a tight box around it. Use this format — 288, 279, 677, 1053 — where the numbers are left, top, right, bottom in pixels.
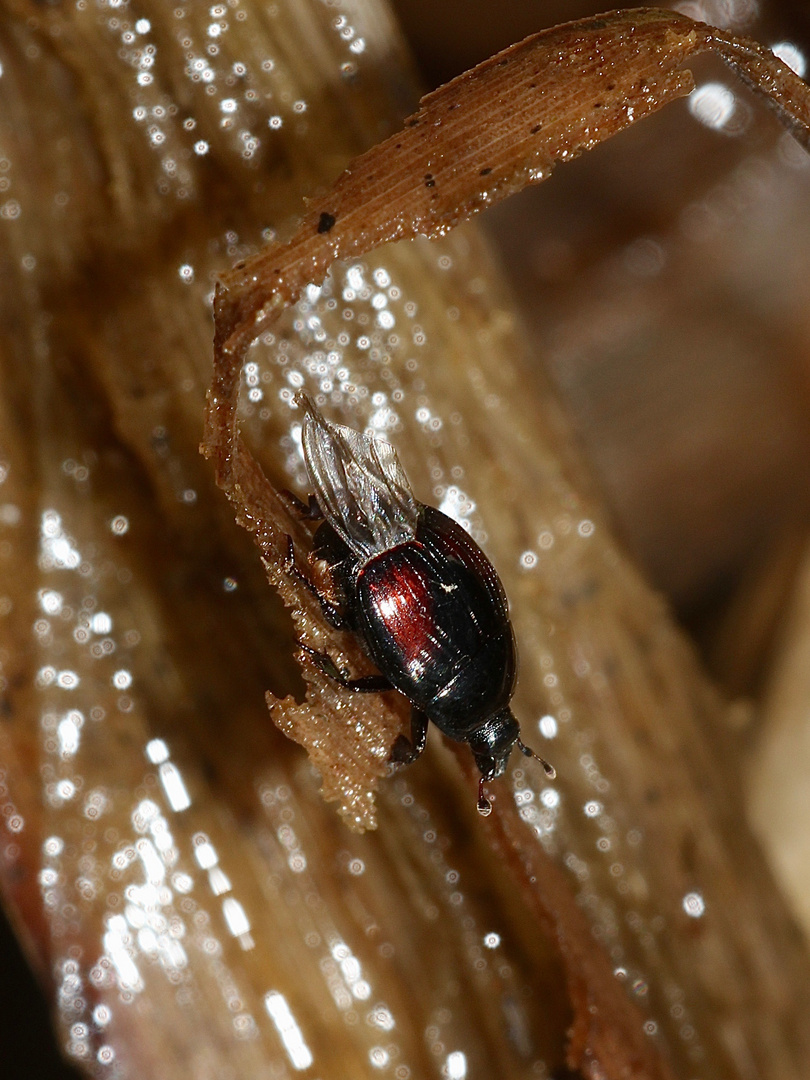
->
516, 737, 556, 779
477, 777, 493, 817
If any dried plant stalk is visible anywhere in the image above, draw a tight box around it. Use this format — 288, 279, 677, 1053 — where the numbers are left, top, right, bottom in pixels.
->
205, 8, 705, 827
202, 7, 810, 1080
2, 3, 810, 1080
211, 7, 810, 357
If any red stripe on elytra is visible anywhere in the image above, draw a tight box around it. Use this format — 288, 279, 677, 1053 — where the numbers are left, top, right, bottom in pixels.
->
364, 555, 435, 664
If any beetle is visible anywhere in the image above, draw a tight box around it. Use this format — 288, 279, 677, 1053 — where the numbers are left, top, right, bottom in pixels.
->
285, 393, 554, 815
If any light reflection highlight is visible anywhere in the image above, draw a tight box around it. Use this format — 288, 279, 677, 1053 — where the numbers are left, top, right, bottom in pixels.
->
104, 915, 143, 992
369, 1045, 390, 1068
193, 836, 219, 868
689, 82, 736, 131
136, 837, 165, 884
445, 1050, 468, 1079
772, 41, 807, 78
39, 589, 63, 614
683, 891, 706, 918
209, 867, 232, 895
146, 738, 169, 763
538, 714, 557, 739
331, 939, 371, 1001
57, 711, 83, 757
39, 509, 81, 570
159, 762, 192, 812
91, 611, 113, 634
368, 1004, 395, 1031
264, 991, 314, 1070
222, 896, 251, 937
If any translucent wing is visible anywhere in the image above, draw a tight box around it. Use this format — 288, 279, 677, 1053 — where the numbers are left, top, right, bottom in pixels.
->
298, 393, 419, 561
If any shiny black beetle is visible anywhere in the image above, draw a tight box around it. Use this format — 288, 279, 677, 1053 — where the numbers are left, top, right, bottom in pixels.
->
286, 394, 554, 815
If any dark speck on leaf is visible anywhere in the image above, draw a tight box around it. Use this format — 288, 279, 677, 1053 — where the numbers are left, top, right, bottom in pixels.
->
479, 167, 492, 176
317, 212, 336, 234
425, 178, 436, 188
531, 124, 542, 134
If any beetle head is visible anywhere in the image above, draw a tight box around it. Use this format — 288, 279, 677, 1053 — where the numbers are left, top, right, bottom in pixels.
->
469, 709, 519, 778
469, 709, 555, 816
468, 709, 519, 816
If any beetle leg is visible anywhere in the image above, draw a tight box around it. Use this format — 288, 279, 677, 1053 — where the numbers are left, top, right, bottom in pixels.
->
390, 708, 429, 766
280, 489, 323, 521
300, 642, 393, 692
284, 535, 345, 628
